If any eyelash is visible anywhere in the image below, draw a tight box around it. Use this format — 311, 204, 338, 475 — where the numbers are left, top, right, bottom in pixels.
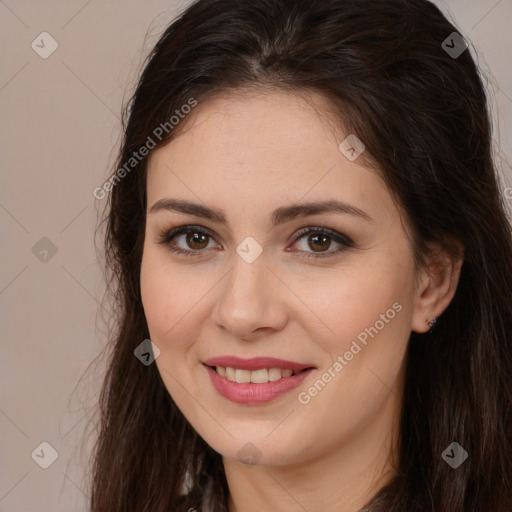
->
157, 225, 353, 259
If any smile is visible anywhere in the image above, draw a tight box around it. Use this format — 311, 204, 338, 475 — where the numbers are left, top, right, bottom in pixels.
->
212, 366, 304, 383
203, 363, 315, 405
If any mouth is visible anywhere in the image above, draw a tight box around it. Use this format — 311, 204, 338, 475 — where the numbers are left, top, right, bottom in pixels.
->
202, 362, 316, 405
202, 356, 316, 383
203, 364, 314, 384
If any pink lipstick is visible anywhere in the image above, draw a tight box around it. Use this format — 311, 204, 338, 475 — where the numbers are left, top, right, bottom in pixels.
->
203, 356, 316, 405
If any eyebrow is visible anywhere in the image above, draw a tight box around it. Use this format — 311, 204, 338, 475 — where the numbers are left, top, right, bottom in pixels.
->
148, 198, 373, 226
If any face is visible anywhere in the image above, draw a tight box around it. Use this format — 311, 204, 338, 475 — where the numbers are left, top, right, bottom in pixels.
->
140, 89, 425, 469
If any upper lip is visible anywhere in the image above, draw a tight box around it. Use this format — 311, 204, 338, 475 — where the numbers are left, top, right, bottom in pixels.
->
203, 356, 316, 372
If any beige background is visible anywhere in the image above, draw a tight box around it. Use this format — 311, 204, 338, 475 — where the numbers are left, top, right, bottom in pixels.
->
1, 1, 511, 511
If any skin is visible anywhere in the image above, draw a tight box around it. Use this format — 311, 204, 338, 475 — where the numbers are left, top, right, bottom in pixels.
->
140, 88, 463, 512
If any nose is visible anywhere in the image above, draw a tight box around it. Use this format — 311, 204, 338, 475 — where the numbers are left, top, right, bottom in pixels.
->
211, 252, 288, 341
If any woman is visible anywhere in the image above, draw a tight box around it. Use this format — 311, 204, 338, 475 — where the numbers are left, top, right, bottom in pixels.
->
88, 0, 512, 510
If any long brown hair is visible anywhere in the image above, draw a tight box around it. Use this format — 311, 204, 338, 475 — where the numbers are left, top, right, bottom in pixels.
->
87, 0, 512, 510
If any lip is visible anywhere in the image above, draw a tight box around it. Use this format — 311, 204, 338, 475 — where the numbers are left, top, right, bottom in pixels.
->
203, 364, 316, 405
203, 356, 315, 372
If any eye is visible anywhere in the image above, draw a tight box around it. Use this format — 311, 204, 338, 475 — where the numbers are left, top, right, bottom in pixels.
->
157, 225, 353, 259
289, 226, 353, 259
157, 225, 219, 256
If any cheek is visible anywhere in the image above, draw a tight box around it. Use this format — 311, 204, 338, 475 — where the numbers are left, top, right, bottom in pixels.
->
312, 257, 413, 342
140, 258, 168, 338
140, 244, 217, 361
140, 247, 187, 344
303, 251, 414, 406
296, 271, 411, 446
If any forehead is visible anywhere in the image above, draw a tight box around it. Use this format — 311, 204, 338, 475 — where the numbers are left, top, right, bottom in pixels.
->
145, 89, 395, 225
151, 89, 343, 166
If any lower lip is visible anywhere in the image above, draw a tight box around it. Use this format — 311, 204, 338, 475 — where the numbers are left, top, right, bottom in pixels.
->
204, 364, 315, 405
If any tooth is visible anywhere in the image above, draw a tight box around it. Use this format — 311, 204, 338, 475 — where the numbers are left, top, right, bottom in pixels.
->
268, 368, 282, 381
235, 369, 251, 383
217, 366, 298, 382
250, 368, 269, 383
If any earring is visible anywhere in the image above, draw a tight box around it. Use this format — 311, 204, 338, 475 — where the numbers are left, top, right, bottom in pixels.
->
428, 317, 437, 329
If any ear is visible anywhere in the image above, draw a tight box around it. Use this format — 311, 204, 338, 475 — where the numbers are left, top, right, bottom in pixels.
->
411, 240, 464, 333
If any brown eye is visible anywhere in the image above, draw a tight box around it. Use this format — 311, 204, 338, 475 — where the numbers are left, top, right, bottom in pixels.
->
158, 225, 352, 260
186, 231, 210, 250
307, 233, 332, 252
291, 227, 353, 259
158, 225, 218, 256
